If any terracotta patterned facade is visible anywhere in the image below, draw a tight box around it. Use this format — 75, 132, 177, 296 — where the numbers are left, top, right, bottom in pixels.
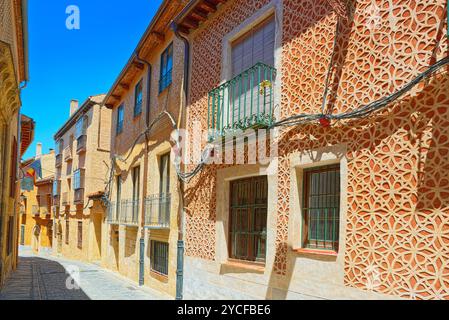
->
180, 0, 449, 300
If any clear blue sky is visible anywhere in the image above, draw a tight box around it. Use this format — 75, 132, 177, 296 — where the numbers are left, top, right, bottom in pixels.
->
21, 0, 162, 160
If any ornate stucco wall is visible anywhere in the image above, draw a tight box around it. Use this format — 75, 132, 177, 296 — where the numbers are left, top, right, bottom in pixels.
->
184, 0, 449, 300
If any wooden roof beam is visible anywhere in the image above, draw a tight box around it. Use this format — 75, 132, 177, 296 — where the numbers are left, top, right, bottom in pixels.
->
132, 61, 145, 70
191, 9, 208, 22
199, 1, 217, 13
119, 83, 130, 90
183, 17, 200, 29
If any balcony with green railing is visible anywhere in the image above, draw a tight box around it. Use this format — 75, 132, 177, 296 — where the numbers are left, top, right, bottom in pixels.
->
207, 62, 276, 141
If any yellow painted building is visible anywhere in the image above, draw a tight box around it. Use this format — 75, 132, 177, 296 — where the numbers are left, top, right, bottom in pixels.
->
19, 144, 55, 254
52, 95, 111, 263
0, 0, 29, 289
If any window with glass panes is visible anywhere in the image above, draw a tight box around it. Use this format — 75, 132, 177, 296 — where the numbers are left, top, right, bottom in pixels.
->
116, 104, 124, 135
75, 117, 85, 138
229, 176, 268, 263
159, 153, 170, 195
229, 15, 276, 125
150, 240, 169, 276
73, 169, 82, 190
132, 166, 140, 222
134, 80, 143, 116
57, 139, 64, 155
302, 164, 340, 251
159, 43, 173, 93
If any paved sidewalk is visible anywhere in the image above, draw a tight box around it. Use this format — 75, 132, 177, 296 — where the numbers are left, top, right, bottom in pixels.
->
0, 247, 172, 300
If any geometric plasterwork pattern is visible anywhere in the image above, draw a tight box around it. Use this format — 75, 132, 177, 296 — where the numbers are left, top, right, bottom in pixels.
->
185, 0, 449, 299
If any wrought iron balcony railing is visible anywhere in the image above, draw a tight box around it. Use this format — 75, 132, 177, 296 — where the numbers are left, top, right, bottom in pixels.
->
55, 154, 63, 167
207, 62, 276, 141
64, 146, 73, 162
62, 192, 70, 206
144, 194, 171, 229
76, 135, 87, 154
74, 188, 84, 205
107, 200, 139, 226
107, 201, 119, 224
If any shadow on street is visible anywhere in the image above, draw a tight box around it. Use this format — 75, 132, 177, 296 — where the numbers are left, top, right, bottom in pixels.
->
0, 256, 90, 300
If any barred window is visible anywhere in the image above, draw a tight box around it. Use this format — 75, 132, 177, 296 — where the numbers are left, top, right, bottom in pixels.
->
150, 240, 169, 276
229, 176, 268, 263
303, 164, 340, 251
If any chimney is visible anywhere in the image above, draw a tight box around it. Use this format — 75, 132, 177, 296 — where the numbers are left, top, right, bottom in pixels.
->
70, 99, 79, 116
36, 143, 42, 158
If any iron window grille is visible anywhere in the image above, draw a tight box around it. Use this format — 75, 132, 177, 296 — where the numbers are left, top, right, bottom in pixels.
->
159, 43, 173, 93
302, 164, 341, 251
150, 240, 169, 276
229, 176, 268, 263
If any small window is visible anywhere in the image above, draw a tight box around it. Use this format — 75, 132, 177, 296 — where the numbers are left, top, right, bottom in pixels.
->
134, 80, 143, 117
56, 139, 64, 155
53, 180, 59, 196
75, 118, 83, 138
20, 225, 25, 246
150, 240, 169, 276
116, 104, 124, 135
132, 166, 140, 221
77, 221, 83, 249
65, 220, 70, 245
159, 43, 173, 93
302, 164, 341, 251
159, 153, 170, 195
73, 169, 82, 190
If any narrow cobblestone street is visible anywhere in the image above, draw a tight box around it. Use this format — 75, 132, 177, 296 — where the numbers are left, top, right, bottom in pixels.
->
0, 247, 172, 300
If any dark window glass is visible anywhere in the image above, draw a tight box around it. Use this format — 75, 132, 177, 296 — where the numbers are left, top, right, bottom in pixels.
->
159, 43, 173, 93
116, 104, 124, 135
134, 80, 143, 117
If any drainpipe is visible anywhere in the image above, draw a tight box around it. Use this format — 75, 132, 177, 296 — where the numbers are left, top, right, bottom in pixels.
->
172, 21, 190, 301
135, 53, 152, 287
